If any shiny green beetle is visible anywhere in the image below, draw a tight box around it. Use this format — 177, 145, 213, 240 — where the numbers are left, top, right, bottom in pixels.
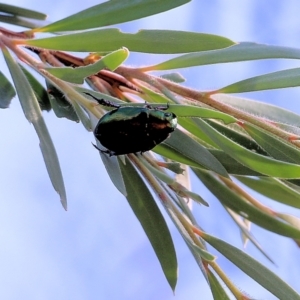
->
85, 93, 177, 156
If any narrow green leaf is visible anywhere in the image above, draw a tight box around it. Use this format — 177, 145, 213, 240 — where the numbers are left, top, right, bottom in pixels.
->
0, 14, 45, 29
144, 42, 300, 70
119, 156, 178, 291
141, 87, 236, 128
3, 48, 67, 209
26, 29, 234, 54
210, 150, 262, 176
242, 122, 300, 164
138, 155, 176, 185
237, 176, 300, 208
217, 67, 300, 94
206, 120, 268, 156
154, 143, 205, 171
213, 94, 300, 127
195, 119, 300, 178
178, 118, 219, 148
160, 162, 184, 174
184, 190, 209, 206
161, 200, 209, 283
202, 232, 300, 300
38, 128, 67, 209
36, 0, 190, 32
71, 101, 92, 131
140, 84, 172, 104
207, 270, 231, 300
46, 48, 129, 83
160, 72, 186, 83
0, 3, 46, 20
194, 169, 300, 239
189, 242, 216, 261
20, 65, 51, 111
226, 208, 274, 263
93, 138, 127, 197
46, 82, 79, 122
0, 70, 15, 108
155, 129, 229, 178
170, 105, 236, 124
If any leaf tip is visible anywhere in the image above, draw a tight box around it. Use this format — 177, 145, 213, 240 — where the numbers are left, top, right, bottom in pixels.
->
61, 197, 68, 211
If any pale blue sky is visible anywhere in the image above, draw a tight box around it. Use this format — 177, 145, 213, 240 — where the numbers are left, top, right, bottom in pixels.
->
1, 1, 300, 300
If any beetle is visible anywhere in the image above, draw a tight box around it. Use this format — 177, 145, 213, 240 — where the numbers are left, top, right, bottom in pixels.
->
84, 93, 177, 156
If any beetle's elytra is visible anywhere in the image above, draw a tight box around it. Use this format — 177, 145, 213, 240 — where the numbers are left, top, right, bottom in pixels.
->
84, 93, 177, 156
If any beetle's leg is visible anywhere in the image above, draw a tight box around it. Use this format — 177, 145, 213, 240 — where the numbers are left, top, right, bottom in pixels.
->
84, 92, 120, 109
92, 143, 116, 156
143, 102, 151, 109
92, 142, 105, 152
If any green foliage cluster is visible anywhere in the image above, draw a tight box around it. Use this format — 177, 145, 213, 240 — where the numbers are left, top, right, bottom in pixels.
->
1, 1, 300, 299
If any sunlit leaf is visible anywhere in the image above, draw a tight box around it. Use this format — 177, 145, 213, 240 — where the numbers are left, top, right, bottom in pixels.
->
195, 119, 300, 178
34, 0, 191, 32
178, 118, 220, 148
142, 42, 300, 71
26, 29, 234, 54
46, 48, 129, 83
170, 105, 236, 124
216, 67, 300, 94
213, 94, 300, 126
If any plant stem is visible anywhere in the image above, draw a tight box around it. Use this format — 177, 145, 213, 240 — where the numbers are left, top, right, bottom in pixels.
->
116, 66, 300, 148
220, 176, 276, 216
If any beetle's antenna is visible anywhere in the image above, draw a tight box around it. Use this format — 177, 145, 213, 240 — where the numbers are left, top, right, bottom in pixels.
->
83, 92, 120, 109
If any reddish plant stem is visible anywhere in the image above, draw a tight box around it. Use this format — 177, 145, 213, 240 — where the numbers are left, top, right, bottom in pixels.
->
116, 66, 300, 148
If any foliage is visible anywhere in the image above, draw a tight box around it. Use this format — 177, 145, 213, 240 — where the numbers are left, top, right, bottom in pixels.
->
1, 1, 300, 299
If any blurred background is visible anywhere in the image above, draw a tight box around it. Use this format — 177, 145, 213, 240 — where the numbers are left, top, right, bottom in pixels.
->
0, 1, 300, 299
